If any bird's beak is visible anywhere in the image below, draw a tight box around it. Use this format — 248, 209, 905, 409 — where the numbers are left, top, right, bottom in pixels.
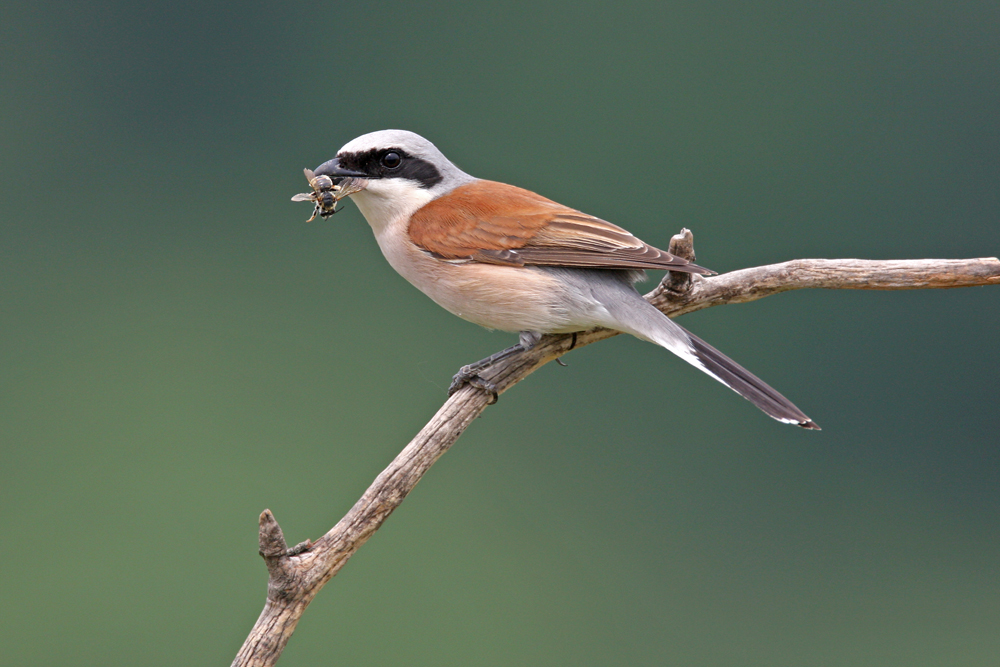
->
313, 157, 367, 182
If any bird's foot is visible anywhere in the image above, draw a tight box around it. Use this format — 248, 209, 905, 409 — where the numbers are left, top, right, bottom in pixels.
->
447, 332, 543, 405
448, 366, 499, 404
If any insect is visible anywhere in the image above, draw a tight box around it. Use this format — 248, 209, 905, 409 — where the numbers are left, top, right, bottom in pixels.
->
291, 168, 359, 222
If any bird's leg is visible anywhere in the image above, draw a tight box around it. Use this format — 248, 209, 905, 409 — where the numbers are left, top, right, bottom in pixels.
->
449, 331, 543, 404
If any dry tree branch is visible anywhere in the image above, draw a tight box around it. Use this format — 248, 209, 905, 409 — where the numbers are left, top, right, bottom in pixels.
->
232, 230, 999, 667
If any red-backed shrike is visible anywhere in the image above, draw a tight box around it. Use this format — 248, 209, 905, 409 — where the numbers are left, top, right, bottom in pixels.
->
303, 130, 818, 429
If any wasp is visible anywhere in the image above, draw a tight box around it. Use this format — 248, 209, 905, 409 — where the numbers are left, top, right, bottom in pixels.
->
291, 168, 342, 222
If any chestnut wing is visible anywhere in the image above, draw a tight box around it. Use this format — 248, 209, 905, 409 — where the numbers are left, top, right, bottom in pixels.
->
408, 180, 711, 274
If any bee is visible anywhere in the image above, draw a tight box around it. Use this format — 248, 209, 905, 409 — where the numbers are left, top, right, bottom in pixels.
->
291, 168, 342, 222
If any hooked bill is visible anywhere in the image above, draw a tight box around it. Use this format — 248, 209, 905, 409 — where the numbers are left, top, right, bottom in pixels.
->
291, 168, 366, 222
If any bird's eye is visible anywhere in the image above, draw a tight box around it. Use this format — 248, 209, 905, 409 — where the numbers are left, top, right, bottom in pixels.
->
381, 151, 402, 169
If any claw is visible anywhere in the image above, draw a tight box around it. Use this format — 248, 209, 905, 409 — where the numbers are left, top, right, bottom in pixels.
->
449, 366, 499, 404
448, 365, 473, 396
467, 376, 499, 404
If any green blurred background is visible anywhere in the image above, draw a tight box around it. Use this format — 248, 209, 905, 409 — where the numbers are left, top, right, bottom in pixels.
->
2, 1, 998, 664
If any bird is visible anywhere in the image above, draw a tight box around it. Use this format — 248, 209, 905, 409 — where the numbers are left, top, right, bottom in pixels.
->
305, 129, 818, 429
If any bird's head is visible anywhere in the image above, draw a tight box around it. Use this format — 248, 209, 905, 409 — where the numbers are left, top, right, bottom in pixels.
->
311, 130, 475, 230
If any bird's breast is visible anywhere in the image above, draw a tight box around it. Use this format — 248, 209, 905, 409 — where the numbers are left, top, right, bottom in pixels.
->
371, 221, 603, 333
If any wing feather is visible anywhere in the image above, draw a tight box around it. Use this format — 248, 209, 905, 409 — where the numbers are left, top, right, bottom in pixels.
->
409, 180, 713, 274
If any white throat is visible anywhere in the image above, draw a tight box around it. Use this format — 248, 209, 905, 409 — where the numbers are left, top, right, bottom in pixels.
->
348, 179, 437, 236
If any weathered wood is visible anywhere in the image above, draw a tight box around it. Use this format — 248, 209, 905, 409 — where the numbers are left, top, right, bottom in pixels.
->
232, 231, 999, 666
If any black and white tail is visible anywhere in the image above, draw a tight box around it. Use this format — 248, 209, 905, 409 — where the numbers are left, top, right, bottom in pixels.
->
600, 283, 820, 429
679, 328, 819, 429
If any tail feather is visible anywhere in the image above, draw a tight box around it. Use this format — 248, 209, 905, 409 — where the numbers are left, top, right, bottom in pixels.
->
592, 278, 819, 429
683, 328, 820, 429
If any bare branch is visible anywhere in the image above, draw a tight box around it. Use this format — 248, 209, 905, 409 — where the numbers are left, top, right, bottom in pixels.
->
648, 255, 1000, 317
232, 231, 999, 666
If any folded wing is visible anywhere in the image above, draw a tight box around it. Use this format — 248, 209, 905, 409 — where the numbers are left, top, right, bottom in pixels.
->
408, 180, 714, 274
